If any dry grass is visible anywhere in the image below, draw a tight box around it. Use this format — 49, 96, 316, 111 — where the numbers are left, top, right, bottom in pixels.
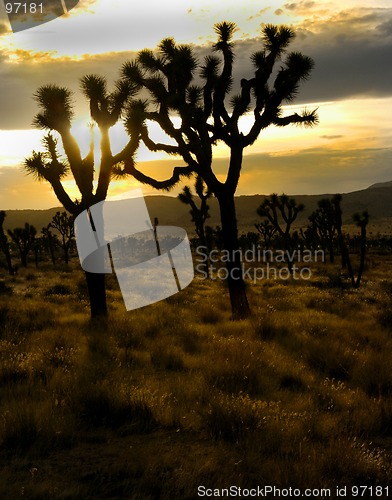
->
0, 258, 392, 498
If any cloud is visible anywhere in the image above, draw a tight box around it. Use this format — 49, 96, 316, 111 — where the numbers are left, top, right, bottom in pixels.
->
236, 147, 392, 196
247, 7, 270, 21
320, 135, 344, 140
0, 22, 9, 35
284, 2, 316, 12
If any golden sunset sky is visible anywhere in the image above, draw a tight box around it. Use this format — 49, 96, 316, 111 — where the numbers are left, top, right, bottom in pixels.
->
0, 0, 391, 208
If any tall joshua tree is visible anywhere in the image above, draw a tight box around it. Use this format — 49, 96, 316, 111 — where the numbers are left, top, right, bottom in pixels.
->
118, 22, 317, 318
24, 79, 140, 318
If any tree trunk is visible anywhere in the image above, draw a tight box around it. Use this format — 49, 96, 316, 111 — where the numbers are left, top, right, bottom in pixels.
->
198, 226, 210, 279
48, 234, 56, 265
355, 224, 367, 289
85, 271, 108, 319
20, 250, 27, 267
0, 238, 13, 275
217, 191, 250, 319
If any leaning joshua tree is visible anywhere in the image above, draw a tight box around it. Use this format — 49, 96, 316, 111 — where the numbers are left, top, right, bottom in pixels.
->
118, 22, 317, 318
24, 79, 140, 318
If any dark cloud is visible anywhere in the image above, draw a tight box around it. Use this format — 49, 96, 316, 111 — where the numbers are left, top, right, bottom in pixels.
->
377, 18, 392, 35
320, 135, 344, 140
0, 50, 138, 129
228, 7, 392, 104
1, 6, 391, 129
284, 2, 316, 12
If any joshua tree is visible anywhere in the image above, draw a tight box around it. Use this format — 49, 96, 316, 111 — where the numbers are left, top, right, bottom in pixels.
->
41, 226, 57, 265
118, 22, 317, 318
257, 193, 304, 271
24, 79, 140, 318
0, 211, 14, 274
308, 198, 337, 263
331, 194, 349, 269
255, 219, 277, 251
178, 176, 212, 277
8, 223, 37, 267
49, 211, 75, 264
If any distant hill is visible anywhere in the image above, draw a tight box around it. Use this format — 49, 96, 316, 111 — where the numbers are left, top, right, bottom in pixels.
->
2, 186, 392, 235
367, 180, 392, 189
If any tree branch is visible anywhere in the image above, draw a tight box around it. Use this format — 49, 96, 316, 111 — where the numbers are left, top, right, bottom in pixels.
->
122, 160, 195, 190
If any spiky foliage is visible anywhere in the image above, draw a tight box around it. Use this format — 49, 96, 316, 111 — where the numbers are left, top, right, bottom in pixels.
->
121, 20, 317, 191
24, 134, 69, 182
25, 76, 140, 215
32, 85, 74, 131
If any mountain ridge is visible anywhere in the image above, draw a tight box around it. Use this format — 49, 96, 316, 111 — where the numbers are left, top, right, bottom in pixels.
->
2, 184, 392, 235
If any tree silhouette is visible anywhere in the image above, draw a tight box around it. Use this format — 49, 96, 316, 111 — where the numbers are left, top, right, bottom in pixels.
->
308, 198, 337, 263
24, 78, 140, 318
351, 211, 369, 288
0, 211, 14, 275
257, 194, 304, 271
41, 226, 57, 265
255, 219, 277, 251
119, 22, 317, 318
8, 223, 36, 267
49, 211, 75, 264
178, 176, 212, 277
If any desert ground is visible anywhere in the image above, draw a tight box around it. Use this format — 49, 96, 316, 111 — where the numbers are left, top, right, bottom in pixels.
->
1, 249, 392, 498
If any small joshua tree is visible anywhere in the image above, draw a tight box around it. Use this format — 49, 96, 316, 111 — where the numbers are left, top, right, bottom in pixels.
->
8, 223, 37, 267
308, 198, 337, 263
255, 219, 277, 251
178, 176, 212, 277
257, 193, 304, 271
49, 211, 75, 264
41, 226, 57, 265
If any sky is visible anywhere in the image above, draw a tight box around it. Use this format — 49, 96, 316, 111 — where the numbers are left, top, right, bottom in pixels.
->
0, 0, 391, 209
